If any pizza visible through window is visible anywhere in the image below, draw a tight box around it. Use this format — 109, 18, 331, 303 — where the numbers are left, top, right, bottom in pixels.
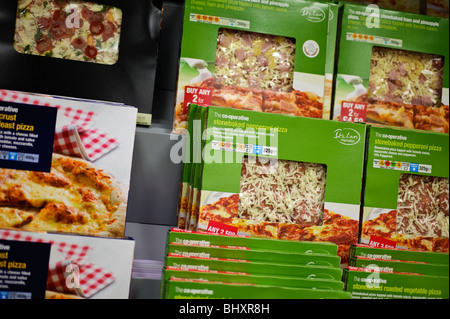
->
215, 28, 296, 92
368, 46, 444, 108
238, 156, 327, 227
396, 173, 449, 238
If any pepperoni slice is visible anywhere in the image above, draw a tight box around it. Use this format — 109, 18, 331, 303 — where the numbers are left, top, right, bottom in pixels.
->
102, 21, 116, 41
49, 21, 74, 40
71, 37, 86, 50
84, 45, 98, 59
36, 38, 54, 54
38, 17, 52, 30
90, 21, 104, 35
81, 6, 104, 23
52, 9, 67, 22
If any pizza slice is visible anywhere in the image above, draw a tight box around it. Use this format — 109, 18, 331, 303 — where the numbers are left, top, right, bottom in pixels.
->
366, 99, 415, 128
0, 154, 127, 237
262, 90, 323, 118
211, 86, 263, 112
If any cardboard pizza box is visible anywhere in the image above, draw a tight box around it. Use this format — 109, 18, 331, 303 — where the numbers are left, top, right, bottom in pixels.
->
332, 2, 449, 133
164, 255, 343, 281
360, 125, 449, 254
349, 256, 449, 277
0, 89, 137, 238
163, 277, 352, 299
350, 244, 450, 265
172, 0, 335, 134
166, 242, 341, 268
160, 266, 345, 298
193, 106, 366, 264
167, 228, 339, 256
343, 266, 449, 299
0, 229, 135, 299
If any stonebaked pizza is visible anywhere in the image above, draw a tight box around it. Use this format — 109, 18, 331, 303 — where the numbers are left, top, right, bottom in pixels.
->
238, 156, 326, 227
0, 153, 127, 237
14, 0, 122, 65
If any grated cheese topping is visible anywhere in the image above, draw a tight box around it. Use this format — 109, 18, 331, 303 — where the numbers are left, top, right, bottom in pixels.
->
396, 173, 449, 238
215, 28, 296, 92
368, 46, 444, 108
238, 156, 326, 226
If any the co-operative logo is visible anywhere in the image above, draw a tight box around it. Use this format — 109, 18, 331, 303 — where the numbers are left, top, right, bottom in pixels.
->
333, 128, 361, 145
302, 7, 326, 23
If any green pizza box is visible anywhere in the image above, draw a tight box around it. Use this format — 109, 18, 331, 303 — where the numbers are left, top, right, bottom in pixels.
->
164, 255, 343, 281
344, 266, 449, 299
176, 104, 200, 229
173, 0, 335, 134
164, 277, 351, 299
349, 256, 449, 277
160, 266, 345, 298
360, 125, 449, 252
350, 244, 450, 265
167, 228, 339, 256
166, 242, 341, 267
333, 2, 449, 133
195, 106, 366, 264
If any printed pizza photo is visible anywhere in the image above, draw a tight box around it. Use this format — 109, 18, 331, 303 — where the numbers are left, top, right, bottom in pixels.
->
174, 77, 323, 133
13, 0, 122, 65
361, 173, 449, 252
0, 153, 127, 237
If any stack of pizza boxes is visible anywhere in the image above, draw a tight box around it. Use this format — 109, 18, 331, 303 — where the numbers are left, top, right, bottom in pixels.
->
160, 228, 351, 299
332, 3, 449, 252
174, 0, 368, 266
177, 102, 367, 267
344, 244, 449, 299
331, 3, 450, 298
0, 90, 137, 299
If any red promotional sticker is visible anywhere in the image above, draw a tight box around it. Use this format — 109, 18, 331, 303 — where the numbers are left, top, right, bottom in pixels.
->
368, 235, 397, 249
183, 86, 212, 112
340, 101, 367, 123
206, 221, 238, 236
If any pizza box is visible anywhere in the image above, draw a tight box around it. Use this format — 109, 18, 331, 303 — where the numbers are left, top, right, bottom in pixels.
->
166, 228, 339, 256
176, 104, 199, 229
360, 125, 449, 253
166, 242, 342, 268
159, 266, 345, 298
332, 2, 449, 133
163, 277, 352, 299
349, 256, 449, 277
350, 244, 450, 265
164, 254, 343, 281
172, 0, 335, 134
343, 266, 449, 299
0, 228, 135, 299
0, 89, 137, 238
194, 106, 366, 264
0, 0, 159, 123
